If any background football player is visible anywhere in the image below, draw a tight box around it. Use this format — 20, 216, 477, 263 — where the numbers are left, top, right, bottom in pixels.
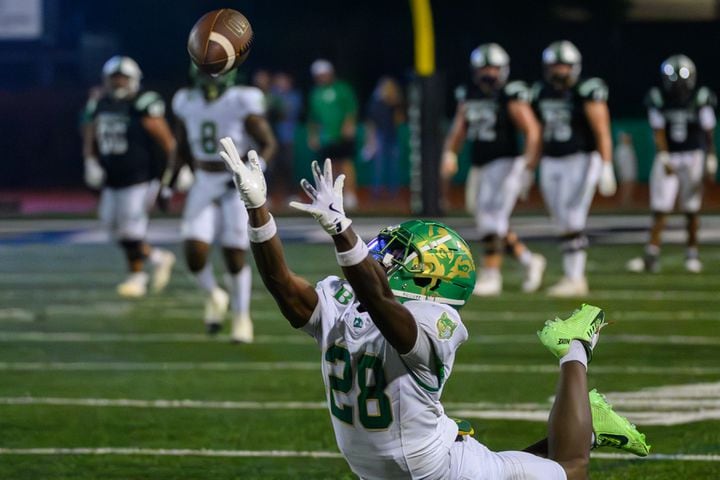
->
530, 41, 616, 297
442, 43, 545, 296
172, 65, 276, 342
82, 55, 177, 298
220, 138, 649, 479
627, 55, 717, 273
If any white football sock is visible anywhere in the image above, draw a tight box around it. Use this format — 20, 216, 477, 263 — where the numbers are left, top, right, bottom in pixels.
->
226, 265, 251, 315
148, 248, 167, 266
517, 249, 533, 267
563, 250, 586, 280
194, 262, 217, 294
559, 339, 588, 370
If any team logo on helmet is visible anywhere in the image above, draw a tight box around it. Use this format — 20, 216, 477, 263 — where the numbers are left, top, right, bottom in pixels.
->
368, 220, 476, 309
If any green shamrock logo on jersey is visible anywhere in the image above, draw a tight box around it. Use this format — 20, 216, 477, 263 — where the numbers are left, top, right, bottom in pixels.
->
436, 312, 457, 340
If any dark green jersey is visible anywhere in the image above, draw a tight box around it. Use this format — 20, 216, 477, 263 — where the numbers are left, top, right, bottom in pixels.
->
89, 91, 166, 188
530, 78, 608, 157
457, 81, 528, 166
645, 86, 717, 152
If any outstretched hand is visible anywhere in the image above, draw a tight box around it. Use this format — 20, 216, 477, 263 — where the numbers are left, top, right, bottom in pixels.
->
219, 137, 267, 209
289, 158, 352, 235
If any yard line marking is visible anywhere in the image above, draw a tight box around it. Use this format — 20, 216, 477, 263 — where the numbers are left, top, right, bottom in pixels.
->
0, 361, 717, 376
0, 447, 716, 462
0, 397, 327, 410
0, 331, 718, 346
0, 447, 343, 459
0, 332, 313, 344
0, 308, 34, 322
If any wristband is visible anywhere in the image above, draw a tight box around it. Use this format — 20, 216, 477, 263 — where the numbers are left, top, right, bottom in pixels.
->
248, 215, 277, 243
335, 235, 369, 267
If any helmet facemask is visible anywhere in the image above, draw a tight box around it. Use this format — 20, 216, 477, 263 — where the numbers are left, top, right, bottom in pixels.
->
470, 43, 510, 92
368, 221, 476, 309
102, 56, 142, 100
190, 63, 237, 101
542, 41, 582, 90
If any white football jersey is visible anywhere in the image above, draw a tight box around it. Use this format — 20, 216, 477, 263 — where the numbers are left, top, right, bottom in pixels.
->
172, 86, 265, 162
302, 276, 468, 480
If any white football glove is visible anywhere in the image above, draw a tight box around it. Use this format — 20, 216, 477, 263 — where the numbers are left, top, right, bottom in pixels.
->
175, 165, 195, 193
706, 153, 718, 179
598, 161, 617, 197
219, 137, 267, 209
289, 158, 352, 236
519, 168, 535, 201
84, 157, 105, 189
656, 151, 673, 174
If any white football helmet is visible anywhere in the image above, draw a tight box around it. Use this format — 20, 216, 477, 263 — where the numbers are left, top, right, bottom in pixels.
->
470, 43, 510, 86
102, 56, 142, 99
542, 40, 582, 87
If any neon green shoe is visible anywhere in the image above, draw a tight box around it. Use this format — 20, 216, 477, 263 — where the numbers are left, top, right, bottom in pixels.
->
590, 389, 651, 457
537, 304, 607, 362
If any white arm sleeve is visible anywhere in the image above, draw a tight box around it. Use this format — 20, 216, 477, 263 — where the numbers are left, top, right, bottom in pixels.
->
648, 108, 666, 130
699, 106, 717, 131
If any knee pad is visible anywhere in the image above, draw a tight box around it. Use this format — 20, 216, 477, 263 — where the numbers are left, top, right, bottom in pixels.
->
560, 232, 588, 253
481, 234, 503, 255
119, 239, 146, 262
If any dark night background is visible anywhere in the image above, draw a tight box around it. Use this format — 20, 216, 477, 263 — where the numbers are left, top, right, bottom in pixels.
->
1, 0, 719, 188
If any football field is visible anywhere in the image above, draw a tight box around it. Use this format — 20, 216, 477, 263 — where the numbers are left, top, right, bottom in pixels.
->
1, 219, 719, 479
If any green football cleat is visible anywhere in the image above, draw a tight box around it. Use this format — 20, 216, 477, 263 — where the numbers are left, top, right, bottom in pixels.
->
537, 304, 607, 362
590, 389, 651, 457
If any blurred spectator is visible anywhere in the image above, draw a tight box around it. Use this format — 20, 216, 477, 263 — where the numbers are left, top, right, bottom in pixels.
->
307, 59, 359, 210
363, 76, 405, 198
252, 69, 272, 95
269, 72, 302, 202
613, 131, 638, 206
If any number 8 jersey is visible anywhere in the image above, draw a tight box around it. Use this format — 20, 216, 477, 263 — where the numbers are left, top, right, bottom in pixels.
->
302, 276, 468, 480
172, 85, 265, 162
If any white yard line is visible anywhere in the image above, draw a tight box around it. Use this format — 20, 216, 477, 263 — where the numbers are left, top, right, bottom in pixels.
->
0, 447, 716, 462
0, 331, 718, 346
0, 361, 717, 376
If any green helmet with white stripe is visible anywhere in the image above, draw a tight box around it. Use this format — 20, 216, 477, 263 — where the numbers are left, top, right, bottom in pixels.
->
368, 220, 476, 309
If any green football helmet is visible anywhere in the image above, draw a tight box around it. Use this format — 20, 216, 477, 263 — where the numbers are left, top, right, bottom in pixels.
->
189, 63, 237, 100
368, 220, 476, 309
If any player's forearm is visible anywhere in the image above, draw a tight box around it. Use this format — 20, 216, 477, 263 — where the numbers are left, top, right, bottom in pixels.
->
246, 116, 278, 161
333, 229, 417, 354
523, 124, 542, 167
247, 207, 310, 327
443, 111, 467, 154
653, 130, 669, 153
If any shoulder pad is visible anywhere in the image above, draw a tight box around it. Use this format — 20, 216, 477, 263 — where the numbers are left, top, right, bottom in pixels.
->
504, 80, 529, 101
135, 91, 165, 116
529, 81, 544, 102
696, 86, 717, 108
578, 77, 608, 101
645, 87, 664, 109
454, 85, 467, 102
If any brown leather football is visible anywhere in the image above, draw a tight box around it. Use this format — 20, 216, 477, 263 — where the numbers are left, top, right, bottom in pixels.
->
187, 9, 253, 76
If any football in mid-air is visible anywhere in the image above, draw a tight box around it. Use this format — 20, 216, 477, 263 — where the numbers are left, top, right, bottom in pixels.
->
187, 8, 253, 76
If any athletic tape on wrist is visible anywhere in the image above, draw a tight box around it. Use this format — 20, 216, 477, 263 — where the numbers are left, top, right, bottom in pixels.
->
248, 215, 277, 243
336, 235, 369, 267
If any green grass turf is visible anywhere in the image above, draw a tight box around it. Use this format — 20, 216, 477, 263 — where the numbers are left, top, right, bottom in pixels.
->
0, 241, 719, 479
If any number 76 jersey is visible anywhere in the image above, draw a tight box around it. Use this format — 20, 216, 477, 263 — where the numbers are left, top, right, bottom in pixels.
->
302, 276, 469, 480
172, 86, 265, 162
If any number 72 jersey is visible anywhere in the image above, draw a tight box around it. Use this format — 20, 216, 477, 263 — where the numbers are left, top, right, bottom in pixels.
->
302, 276, 469, 480
172, 85, 265, 162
